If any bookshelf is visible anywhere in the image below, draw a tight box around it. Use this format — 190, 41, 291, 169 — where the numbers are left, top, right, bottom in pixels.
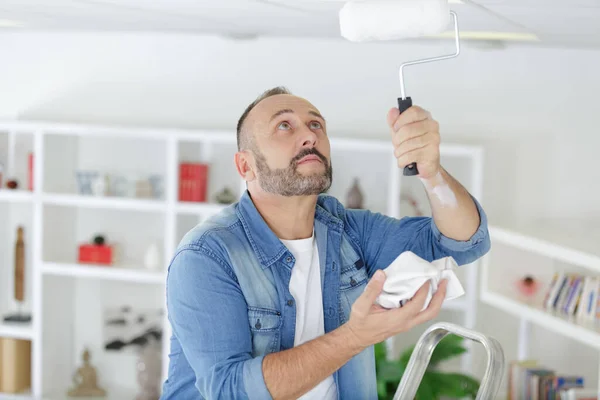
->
481, 220, 600, 398
0, 120, 485, 399
0, 322, 34, 341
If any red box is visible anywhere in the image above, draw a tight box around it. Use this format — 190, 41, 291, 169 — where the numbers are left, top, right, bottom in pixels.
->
78, 244, 113, 265
179, 162, 209, 202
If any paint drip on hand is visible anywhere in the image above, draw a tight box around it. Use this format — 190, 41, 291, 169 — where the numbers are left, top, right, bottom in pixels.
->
420, 171, 457, 208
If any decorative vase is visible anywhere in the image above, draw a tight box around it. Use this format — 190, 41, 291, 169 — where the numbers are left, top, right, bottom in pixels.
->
135, 338, 162, 400
346, 178, 364, 209
515, 275, 540, 304
143, 243, 161, 271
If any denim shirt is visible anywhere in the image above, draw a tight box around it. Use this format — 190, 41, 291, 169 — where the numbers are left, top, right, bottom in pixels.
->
161, 190, 490, 400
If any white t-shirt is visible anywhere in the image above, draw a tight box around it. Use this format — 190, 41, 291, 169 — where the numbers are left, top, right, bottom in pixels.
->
280, 232, 337, 400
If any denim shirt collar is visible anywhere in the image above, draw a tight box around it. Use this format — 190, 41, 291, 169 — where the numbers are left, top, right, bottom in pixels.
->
236, 190, 343, 269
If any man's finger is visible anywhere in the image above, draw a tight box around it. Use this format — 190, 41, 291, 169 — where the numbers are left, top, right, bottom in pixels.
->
412, 280, 448, 325
387, 107, 400, 129
393, 134, 430, 160
393, 106, 430, 132
353, 270, 386, 315
394, 119, 438, 146
392, 280, 430, 317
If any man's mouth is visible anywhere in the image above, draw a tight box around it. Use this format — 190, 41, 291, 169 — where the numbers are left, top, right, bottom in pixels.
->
297, 155, 322, 165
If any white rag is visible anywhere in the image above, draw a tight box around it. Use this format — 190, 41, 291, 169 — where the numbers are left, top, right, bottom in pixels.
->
375, 251, 465, 310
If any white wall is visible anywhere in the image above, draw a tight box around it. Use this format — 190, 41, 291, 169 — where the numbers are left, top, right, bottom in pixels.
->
1, 31, 600, 394
2, 32, 600, 223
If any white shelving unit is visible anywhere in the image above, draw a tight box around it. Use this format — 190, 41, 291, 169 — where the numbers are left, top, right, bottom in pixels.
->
0, 120, 485, 399
480, 220, 600, 398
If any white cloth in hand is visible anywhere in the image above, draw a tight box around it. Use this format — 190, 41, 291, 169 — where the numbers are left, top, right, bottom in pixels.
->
375, 251, 465, 310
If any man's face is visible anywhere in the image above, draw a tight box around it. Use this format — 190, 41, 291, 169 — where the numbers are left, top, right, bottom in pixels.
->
245, 94, 332, 196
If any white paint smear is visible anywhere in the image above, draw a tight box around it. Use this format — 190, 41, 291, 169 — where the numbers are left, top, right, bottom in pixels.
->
421, 171, 457, 208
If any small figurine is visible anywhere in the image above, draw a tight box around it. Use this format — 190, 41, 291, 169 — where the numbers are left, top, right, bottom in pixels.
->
6, 178, 18, 189
92, 175, 106, 197
76, 171, 98, 195
147, 175, 163, 199
135, 179, 152, 198
516, 275, 539, 298
143, 242, 161, 271
346, 178, 364, 209
215, 187, 236, 204
67, 348, 107, 397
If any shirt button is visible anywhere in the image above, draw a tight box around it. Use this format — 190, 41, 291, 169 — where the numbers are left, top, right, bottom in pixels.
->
287, 299, 294, 306
332, 262, 336, 270
350, 278, 357, 286
285, 256, 292, 263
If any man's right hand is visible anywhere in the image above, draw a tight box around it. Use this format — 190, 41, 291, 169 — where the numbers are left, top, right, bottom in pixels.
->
344, 269, 448, 350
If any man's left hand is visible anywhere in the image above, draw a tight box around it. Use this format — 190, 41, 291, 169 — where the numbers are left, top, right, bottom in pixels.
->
387, 105, 441, 180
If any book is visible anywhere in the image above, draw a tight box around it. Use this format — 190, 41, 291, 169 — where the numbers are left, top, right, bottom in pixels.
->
506, 359, 586, 400
541, 272, 599, 323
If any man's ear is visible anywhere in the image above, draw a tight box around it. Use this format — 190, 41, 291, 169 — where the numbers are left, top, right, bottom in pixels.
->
234, 151, 256, 182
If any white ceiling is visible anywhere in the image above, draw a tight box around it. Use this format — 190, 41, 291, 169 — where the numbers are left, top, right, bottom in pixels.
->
0, 0, 599, 49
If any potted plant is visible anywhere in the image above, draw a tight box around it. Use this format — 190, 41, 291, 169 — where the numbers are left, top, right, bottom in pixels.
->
375, 334, 480, 399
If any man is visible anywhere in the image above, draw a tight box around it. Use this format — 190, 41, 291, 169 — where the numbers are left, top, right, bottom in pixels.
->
161, 87, 490, 400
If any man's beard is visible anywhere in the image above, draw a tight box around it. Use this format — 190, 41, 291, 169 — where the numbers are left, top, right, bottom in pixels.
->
253, 147, 333, 196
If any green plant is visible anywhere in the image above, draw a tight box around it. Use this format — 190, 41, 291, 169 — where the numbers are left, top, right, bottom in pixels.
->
375, 334, 480, 400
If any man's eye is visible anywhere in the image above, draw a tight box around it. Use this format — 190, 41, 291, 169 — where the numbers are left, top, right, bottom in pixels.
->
278, 122, 291, 130
310, 121, 322, 129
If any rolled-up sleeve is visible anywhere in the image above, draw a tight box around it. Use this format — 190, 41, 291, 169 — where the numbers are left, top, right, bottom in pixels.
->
345, 194, 491, 276
428, 194, 490, 255
166, 246, 272, 400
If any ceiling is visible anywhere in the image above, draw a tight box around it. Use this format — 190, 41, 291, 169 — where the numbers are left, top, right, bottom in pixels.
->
0, 0, 599, 49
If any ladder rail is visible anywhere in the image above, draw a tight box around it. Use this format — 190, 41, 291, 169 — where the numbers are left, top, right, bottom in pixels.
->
392, 322, 505, 400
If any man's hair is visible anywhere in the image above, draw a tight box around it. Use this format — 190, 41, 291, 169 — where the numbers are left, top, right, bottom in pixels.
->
236, 86, 292, 151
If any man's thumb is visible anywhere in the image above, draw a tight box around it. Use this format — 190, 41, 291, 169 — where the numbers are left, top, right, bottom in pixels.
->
387, 107, 400, 129
357, 270, 386, 310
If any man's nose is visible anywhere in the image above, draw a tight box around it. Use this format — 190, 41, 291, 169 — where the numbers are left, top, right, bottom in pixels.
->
300, 125, 318, 147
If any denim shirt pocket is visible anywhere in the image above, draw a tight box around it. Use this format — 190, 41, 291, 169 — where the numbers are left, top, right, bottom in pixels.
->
247, 306, 282, 357
338, 240, 369, 323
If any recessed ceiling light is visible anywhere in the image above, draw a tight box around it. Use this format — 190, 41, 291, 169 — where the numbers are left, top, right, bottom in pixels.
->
0, 19, 25, 28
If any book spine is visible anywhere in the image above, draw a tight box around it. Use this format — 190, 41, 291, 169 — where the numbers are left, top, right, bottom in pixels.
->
28, 153, 34, 191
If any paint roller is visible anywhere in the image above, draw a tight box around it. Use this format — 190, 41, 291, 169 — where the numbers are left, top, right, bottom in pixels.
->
339, 0, 460, 176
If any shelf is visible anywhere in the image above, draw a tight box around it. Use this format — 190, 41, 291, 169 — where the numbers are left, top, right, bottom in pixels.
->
0, 321, 34, 340
481, 290, 600, 350
176, 201, 228, 215
45, 390, 136, 400
0, 190, 34, 203
42, 194, 165, 212
489, 219, 600, 273
0, 391, 34, 400
0, 391, 124, 400
41, 262, 165, 284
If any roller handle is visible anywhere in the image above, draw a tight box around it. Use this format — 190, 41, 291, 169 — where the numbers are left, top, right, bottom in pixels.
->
397, 97, 418, 176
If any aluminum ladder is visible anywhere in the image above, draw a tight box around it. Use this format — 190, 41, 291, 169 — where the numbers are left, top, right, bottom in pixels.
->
393, 322, 506, 400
